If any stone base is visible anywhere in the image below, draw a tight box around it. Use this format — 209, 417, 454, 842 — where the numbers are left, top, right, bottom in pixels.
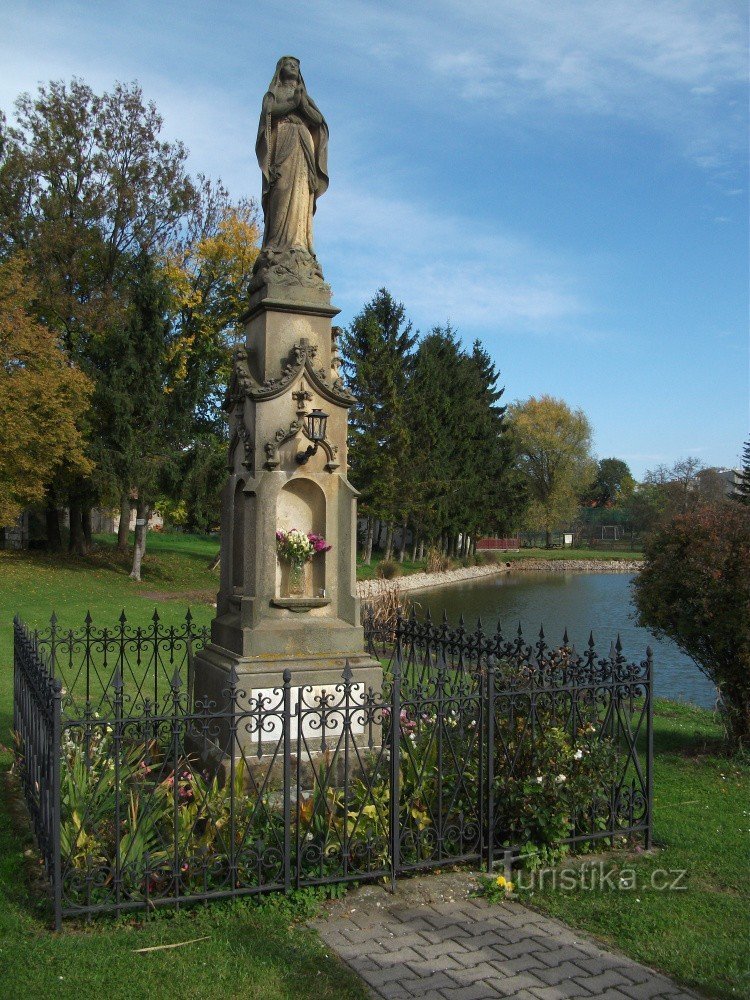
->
248, 247, 332, 310
188, 643, 383, 782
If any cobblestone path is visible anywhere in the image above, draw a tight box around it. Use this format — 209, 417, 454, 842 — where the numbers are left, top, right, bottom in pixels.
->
310, 874, 699, 1000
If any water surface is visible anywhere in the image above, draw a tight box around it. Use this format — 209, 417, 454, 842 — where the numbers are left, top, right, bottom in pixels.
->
414, 572, 716, 709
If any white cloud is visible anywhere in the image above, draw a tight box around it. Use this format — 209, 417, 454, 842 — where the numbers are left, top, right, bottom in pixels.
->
317, 182, 590, 334
323, 0, 747, 167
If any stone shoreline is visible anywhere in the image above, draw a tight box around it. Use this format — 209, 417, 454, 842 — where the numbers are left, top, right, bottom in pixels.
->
356, 557, 643, 599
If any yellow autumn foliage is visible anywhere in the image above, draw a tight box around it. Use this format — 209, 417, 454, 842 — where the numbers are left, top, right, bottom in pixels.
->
0, 256, 93, 527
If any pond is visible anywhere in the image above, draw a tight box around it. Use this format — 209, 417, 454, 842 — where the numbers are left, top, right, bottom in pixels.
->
414, 572, 717, 709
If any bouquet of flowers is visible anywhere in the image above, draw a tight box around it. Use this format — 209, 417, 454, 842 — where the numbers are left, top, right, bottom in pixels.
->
276, 528, 331, 567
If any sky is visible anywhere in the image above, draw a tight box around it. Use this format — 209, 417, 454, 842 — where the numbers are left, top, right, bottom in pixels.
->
2, 0, 748, 477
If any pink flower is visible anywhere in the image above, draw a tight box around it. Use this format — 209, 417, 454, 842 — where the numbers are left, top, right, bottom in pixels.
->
307, 533, 332, 553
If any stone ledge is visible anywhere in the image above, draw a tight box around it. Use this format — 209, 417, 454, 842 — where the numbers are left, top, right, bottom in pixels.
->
356, 559, 644, 600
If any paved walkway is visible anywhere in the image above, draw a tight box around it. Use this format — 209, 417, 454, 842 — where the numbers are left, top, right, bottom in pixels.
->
310, 873, 699, 1000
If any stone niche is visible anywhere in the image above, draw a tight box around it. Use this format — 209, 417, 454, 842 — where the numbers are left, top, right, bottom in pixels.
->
275, 478, 326, 599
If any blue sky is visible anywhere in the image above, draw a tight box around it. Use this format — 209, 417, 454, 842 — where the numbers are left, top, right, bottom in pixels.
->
2, 1, 747, 477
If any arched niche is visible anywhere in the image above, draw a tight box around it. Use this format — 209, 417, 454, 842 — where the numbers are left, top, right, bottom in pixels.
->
276, 478, 326, 598
232, 479, 245, 590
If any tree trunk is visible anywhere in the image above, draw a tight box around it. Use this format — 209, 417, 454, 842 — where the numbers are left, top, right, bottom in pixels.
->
411, 531, 419, 563
545, 529, 552, 549
363, 518, 374, 564
383, 522, 395, 561
130, 499, 151, 581
45, 501, 62, 552
398, 519, 408, 563
68, 500, 87, 556
82, 505, 93, 549
418, 539, 425, 561
117, 494, 131, 550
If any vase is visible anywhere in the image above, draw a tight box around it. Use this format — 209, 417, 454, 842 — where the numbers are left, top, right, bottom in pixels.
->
284, 561, 306, 597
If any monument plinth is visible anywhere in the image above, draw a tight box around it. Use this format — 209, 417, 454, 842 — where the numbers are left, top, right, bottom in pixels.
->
191, 56, 381, 758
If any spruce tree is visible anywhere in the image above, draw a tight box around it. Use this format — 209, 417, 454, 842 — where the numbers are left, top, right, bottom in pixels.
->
341, 289, 417, 561
735, 438, 750, 505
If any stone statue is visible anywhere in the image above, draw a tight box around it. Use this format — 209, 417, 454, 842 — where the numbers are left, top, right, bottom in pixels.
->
252, 56, 330, 296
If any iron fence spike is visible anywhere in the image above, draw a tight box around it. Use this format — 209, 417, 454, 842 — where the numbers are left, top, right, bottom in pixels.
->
615, 633, 623, 653
563, 627, 569, 645
170, 668, 182, 690
342, 660, 353, 682
119, 609, 127, 625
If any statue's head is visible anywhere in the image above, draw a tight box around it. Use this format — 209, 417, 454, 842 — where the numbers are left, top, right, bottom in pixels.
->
276, 55, 301, 84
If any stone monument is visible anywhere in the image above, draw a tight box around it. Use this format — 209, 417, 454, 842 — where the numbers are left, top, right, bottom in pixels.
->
191, 56, 381, 757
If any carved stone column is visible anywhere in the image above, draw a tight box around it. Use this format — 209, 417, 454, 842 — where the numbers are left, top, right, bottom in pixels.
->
190, 271, 381, 761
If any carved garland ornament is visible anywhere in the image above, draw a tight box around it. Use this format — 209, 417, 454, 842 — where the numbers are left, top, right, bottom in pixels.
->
224, 338, 355, 411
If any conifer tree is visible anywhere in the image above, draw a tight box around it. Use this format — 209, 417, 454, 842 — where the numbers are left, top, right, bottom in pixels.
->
735, 439, 750, 506
341, 289, 417, 561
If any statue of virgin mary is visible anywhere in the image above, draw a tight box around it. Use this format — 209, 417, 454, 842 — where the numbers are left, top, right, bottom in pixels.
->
255, 56, 329, 256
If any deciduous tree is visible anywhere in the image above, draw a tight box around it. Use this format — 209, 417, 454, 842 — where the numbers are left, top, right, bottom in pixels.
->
584, 458, 635, 508
0, 256, 92, 527
509, 395, 595, 547
0, 78, 197, 551
633, 503, 750, 748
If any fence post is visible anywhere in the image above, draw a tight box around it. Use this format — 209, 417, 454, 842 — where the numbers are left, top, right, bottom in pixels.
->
645, 646, 654, 851
170, 669, 182, 906
282, 670, 292, 893
112, 667, 123, 917
486, 656, 495, 872
389, 646, 402, 891
228, 664, 238, 893
51, 676, 63, 931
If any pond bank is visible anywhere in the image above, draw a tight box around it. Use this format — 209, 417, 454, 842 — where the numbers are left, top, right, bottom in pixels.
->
356, 557, 643, 598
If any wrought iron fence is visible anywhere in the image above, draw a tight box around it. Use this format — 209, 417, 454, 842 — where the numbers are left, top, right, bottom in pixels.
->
13, 608, 652, 928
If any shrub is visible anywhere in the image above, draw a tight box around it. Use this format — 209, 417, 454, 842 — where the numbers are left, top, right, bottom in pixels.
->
426, 546, 450, 573
474, 551, 488, 566
632, 502, 750, 748
363, 578, 411, 636
376, 558, 401, 579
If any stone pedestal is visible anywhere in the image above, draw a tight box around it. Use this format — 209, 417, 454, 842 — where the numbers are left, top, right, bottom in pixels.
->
191, 274, 381, 764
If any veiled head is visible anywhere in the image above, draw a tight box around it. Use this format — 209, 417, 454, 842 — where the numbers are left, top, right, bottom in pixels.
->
270, 56, 304, 91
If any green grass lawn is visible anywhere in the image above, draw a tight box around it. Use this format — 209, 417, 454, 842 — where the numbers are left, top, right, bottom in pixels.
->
525, 700, 750, 1000
503, 547, 641, 561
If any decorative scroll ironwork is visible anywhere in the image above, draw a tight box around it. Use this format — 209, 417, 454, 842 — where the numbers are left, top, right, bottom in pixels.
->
13, 608, 652, 928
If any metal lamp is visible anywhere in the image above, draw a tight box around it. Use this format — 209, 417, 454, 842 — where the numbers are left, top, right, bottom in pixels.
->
296, 408, 328, 464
